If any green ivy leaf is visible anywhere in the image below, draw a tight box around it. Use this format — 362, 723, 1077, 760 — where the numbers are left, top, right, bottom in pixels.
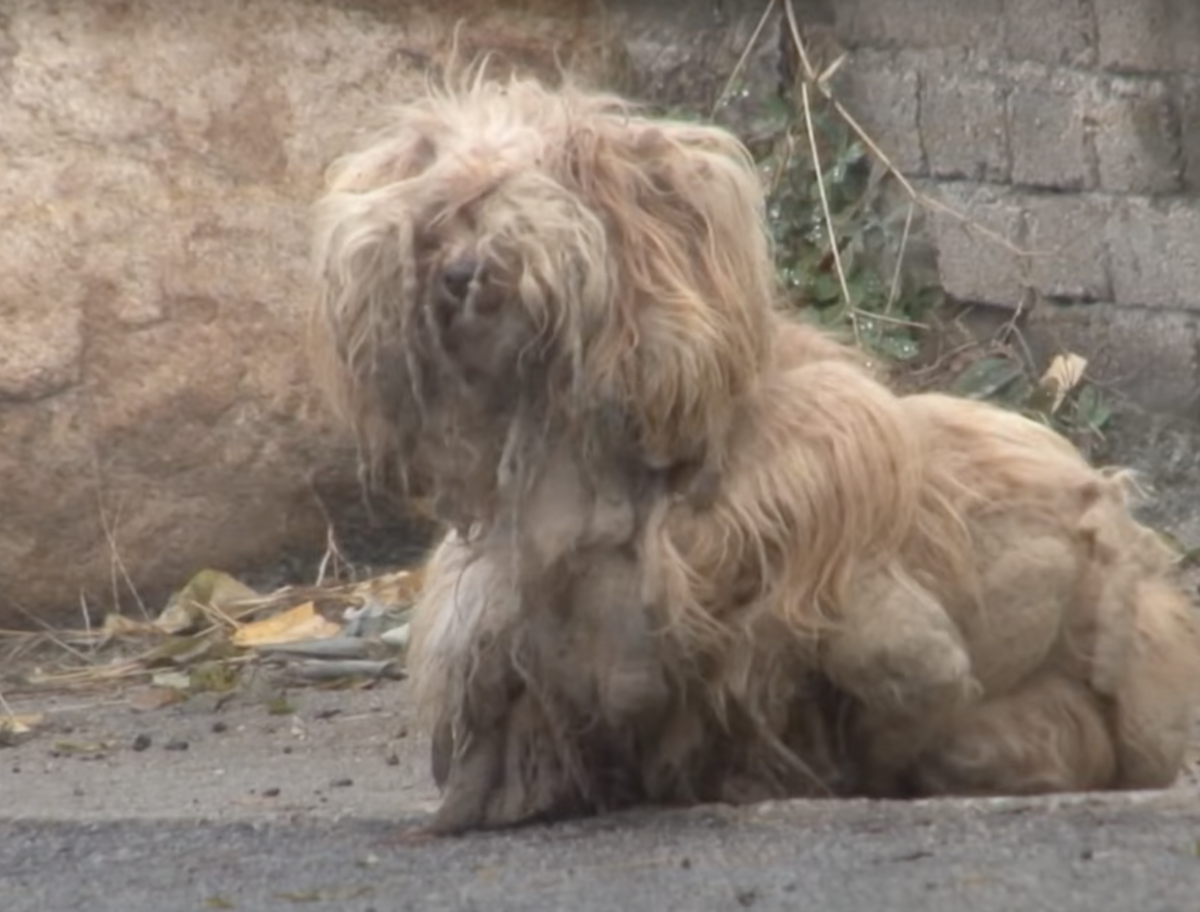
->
1073, 384, 1113, 432
951, 357, 1025, 400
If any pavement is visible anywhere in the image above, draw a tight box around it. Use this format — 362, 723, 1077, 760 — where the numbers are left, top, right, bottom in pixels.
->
5, 682, 1200, 911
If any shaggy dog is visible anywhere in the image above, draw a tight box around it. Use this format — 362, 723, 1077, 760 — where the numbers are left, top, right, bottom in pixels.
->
310, 71, 1200, 834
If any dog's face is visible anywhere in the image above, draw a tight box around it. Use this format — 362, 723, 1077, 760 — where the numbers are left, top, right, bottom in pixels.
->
311, 75, 778, 522
317, 118, 610, 411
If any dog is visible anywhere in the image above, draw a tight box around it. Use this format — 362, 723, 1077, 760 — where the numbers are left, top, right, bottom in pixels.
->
309, 70, 1200, 834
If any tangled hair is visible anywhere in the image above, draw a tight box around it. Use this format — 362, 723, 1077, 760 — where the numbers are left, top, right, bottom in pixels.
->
311, 67, 776, 529
311, 71, 1200, 836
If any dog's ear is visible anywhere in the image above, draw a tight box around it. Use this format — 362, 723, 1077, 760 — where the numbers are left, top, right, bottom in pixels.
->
309, 182, 424, 493
311, 195, 413, 389
558, 114, 776, 471
310, 117, 441, 399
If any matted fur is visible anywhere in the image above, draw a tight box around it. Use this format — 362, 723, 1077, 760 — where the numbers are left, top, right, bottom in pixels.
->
311, 69, 1200, 834
311, 68, 776, 527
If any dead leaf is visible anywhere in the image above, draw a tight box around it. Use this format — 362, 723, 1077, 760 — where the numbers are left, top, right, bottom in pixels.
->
155, 570, 260, 635
267, 696, 296, 716
141, 631, 235, 669
0, 713, 44, 747
379, 624, 410, 650
189, 660, 241, 694
102, 614, 157, 637
1038, 352, 1088, 414
128, 686, 188, 712
52, 739, 112, 756
353, 568, 424, 607
150, 670, 193, 691
231, 603, 341, 649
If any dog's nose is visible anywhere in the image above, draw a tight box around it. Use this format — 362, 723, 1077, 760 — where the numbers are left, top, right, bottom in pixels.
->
440, 258, 478, 301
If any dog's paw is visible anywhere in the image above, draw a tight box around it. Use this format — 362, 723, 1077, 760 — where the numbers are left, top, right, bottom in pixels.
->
425, 691, 591, 835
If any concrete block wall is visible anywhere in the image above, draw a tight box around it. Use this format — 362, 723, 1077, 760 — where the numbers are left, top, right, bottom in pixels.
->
796, 0, 1200, 419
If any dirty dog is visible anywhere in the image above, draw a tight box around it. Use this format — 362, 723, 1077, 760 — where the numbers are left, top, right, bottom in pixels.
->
309, 71, 1200, 834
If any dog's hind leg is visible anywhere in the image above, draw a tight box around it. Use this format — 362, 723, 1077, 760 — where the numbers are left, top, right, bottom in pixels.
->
1108, 579, 1200, 789
907, 672, 1118, 796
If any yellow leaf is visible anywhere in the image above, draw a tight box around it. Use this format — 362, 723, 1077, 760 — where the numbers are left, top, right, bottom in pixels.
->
231, 602, 341, 649
1038, 352, 1088, 414
347, 568, 425, 609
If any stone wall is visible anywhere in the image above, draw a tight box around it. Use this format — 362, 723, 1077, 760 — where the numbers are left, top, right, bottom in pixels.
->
797, 0, 1200, 423
0, 0, 609, 626
0, 0, 770, 626
3, 0, 1197, 626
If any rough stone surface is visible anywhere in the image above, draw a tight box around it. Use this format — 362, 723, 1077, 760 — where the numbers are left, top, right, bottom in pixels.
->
823, 0, 1007, 57
1022, 192, 1113, 301
1094, 0, 1200, 73
928, 183, 1028, 308
605, 0, 788, 135
0, 0, 790, 627
1009, 75, 1093, 190
0, 0, 612, 627
814, 0, 1200, 435
920, 69, 1010, 182
830, 50, 926, 176
1003, 0, 1096, 67
6, 0, 1200, 625
1089, 76, 1181, 194
1106, 197, 1200, 310
1177, 76, 1200, 193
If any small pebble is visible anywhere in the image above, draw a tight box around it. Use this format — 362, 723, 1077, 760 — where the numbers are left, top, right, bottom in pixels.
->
211, 721, 228, 734
384, 750, 400, 767
164, 738, 190, 752
262, 787, 281, 798
735, 888, 758, 908
132, 734, 152, 752
282, 745, 293, 755
331, 777, 354, 788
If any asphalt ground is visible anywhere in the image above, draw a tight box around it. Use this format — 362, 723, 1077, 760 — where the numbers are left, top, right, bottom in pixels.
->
4, 683, 1200, 911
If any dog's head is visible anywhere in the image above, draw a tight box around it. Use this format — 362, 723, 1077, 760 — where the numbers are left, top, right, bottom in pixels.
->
311, 72, 776, 524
